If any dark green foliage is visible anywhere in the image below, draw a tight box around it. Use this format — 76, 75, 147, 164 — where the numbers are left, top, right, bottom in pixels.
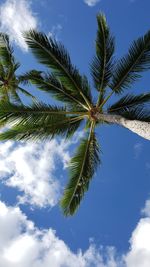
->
19, 70, 89, 108
110, 105, 150, 122
0, 33, 35, 103
0, 117, 82, 141
60, 129, 100, 216
24, 30, 92, 107
108, 93, 150, 113
110, 30, 150, 93
0, 33, 15, 67
91, 14, 115, 94
0, 101, 83, 140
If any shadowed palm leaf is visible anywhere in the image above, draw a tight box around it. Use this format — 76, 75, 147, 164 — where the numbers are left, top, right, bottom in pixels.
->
108, 93, 150, 113
0, 33, 36, 104
61, 124, 100, 216
110, 31, 150, 93
91, 13, 114, 102
24, 30, 92, 109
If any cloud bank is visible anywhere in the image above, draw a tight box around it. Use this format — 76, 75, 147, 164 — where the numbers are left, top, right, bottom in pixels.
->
0, 139, 70, 208
1, 198, 150, 266
0, 0, 38, 50
0, 137, 150, 266
0, 200, 122, 267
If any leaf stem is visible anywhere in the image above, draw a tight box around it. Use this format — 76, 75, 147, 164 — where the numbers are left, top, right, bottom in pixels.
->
97, 91, 114, 109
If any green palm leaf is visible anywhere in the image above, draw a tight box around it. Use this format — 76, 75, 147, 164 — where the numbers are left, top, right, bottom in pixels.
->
18, 70, 43, 85
111, 30, 150, 93
0, 116, 83, 141
0, 33, 15, 67
24, 30, 92, 109
17, 87, 36, 100
19, 70, 88, 108
108, 93, 150, 113
91, 14, 115, 95
0, 101, 84, 138
60, 123, 100, 216
10, 90, 22, 105
0, 101, 77, 124
111, 106, 150, 122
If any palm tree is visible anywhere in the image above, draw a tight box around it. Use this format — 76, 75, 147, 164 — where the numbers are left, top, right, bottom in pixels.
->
0, 14, 150, 216
0, 33, 35, 104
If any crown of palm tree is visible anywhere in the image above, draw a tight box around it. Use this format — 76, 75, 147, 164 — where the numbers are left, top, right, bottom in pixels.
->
0, 33, 36, 104
0, 14, 150, 216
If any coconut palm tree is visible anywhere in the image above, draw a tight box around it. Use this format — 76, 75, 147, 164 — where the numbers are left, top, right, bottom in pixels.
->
0, 14, 150, 216
0, 33, 35, 104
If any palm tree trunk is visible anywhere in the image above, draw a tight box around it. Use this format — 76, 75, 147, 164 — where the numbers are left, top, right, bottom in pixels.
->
95, 113, 150, 140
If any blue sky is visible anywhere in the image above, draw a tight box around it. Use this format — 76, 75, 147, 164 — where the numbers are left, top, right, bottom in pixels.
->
0, 0, 150, 266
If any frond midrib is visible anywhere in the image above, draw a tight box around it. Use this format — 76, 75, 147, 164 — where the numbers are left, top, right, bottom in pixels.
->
26, 32, 92, 109
112, 38, 150, 92
30, 76, 88, 109
65, 121, 95, 213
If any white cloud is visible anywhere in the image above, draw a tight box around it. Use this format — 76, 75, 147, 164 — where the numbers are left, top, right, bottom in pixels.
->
141, 199, 150, 217
48, 24, 63, 40
84, 0, 100, 7
0, 139, 71, 208
0, 0, 38, 51
124, 218, 150, 267
133, 143, 143, 159
0, 200, 122, 267
1, 196, 150, 266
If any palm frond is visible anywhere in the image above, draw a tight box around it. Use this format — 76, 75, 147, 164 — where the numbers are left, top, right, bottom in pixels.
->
0, 101, 85, 135
108, 104, 150, 122
18, 70, 43, 85
0, 33, 15, 67
6, 62, 20, 81
60, 123, 100, 216
91, 13, 115, 95
108, 93, 150, 113
17, 87, 36, 100
0, 115, 83, 141
18, 70, 88, 109
111, 30, 150, 93
0, 101, 66, 124
0, 63, 5, 78
0, 86, 9, 102
24, 30, 92, 108
10, 90, 22, 105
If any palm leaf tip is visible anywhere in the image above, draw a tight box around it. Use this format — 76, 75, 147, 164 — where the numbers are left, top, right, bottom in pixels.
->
91, 13, 115, 94
60, 131, 100, 216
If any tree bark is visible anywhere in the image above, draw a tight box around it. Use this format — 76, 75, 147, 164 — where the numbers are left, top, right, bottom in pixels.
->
95, 113, 150, 140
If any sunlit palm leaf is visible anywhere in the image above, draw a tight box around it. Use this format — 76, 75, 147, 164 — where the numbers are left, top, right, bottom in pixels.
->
0, 116, 83, 141
0, 101, 84, 138
60, 124, 100, 216
0, 101, 67, 125
111, 30, 150, 93
91, 13, 114, 94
